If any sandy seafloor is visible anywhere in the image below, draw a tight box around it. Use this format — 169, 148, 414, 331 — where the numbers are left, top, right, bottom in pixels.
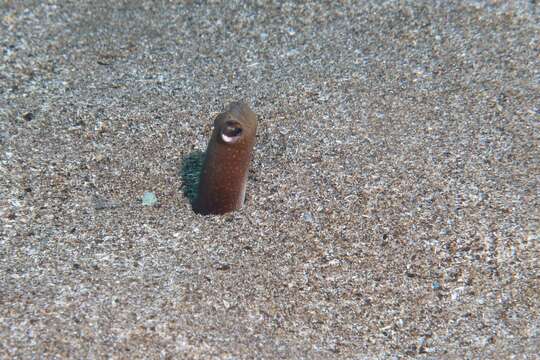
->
0, 0, 539, 358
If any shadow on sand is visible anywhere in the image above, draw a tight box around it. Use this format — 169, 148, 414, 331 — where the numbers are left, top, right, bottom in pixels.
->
180, 150, 205, 204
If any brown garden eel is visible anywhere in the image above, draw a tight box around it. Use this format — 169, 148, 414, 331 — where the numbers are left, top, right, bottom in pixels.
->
193, 102, 258, 215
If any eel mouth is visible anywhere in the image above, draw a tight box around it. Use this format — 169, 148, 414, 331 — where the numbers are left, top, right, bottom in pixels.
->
221, 120, 243, 143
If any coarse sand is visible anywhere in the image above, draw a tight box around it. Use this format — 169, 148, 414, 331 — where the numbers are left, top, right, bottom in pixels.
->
1, 1, 539, 358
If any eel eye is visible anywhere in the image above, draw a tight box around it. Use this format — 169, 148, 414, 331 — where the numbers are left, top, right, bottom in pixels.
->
221, 121, 243, 143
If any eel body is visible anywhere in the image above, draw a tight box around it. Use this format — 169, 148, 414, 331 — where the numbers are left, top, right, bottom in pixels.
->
193, 102, 258, 215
